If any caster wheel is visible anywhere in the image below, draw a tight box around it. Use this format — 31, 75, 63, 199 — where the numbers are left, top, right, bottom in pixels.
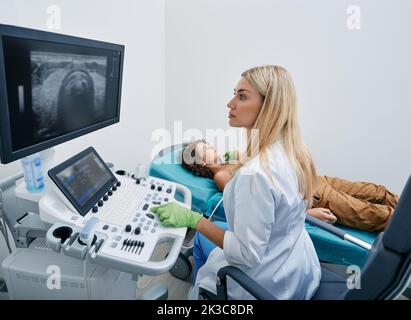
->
169, 252, 192, 281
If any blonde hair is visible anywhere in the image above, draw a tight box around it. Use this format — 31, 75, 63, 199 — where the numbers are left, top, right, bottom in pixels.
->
239, 65, 317, 207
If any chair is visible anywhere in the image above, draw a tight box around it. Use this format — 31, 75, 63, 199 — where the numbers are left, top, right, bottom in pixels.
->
200, 175, 411, 300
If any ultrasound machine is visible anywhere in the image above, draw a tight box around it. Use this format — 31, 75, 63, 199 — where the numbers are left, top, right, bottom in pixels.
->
0, 24, 190, 299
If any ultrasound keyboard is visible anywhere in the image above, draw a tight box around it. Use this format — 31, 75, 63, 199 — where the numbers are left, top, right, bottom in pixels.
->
40, 147, 191, 276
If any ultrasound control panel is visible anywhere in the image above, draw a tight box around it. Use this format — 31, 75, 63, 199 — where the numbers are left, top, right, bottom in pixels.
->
40, 147, 191, 276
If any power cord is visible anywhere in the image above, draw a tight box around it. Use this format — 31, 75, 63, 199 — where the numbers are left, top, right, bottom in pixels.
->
83, 256, 91, 299
0, 189, 12, 254
136, 274, 155, 290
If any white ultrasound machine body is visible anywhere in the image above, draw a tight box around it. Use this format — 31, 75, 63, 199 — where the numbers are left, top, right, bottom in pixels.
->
40, 147, 191, 277
2, 148, 192, 300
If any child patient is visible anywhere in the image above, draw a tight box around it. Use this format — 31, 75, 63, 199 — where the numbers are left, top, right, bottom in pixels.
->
181, 139, 398, 232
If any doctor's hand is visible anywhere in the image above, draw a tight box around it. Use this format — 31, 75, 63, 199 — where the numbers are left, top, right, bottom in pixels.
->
307, 208, 337, 224
150, 202, 203, 229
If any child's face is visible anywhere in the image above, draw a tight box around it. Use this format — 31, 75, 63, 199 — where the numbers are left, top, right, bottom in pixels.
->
194, 142, 220, 165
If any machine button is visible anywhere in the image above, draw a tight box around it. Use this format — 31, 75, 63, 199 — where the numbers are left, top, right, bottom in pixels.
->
103, 195, 108, 201
137, 223, 143, 228
157, 186, 162, 192
116, 181, 121, 187
108, 190, 113, 196
147, 220, 152, 225
71, 215, 79, 220
150, 184, 156, 190
154, 223, 159, 228
143, 204, 149, 211
140, 218, 146, 223
92, 206, 98, 213
98, 200, 104, 207
136, 213, 141, 217
125, 224, 132, 233
146, 213, 155, 219
132, 218, 137, 222
151, 229, 156, 233
115, 236, 122, 241
136, 179, 141, 185
103, 225, 109, 230
144, 226, 149, 231
152, 201, 161, 205
134, 227, 141, 235
166, 188, 172, 194
111, 242, 118, 248
164, 198, 169, 202
112, 186, 117, 191
111, 227, 118, 233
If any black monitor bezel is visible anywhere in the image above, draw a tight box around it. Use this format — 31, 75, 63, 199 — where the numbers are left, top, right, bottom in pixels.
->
48, 146, 117, 216
0, 24, 124, 164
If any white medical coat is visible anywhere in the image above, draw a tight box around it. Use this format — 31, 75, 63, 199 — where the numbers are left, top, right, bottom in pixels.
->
188, 141, 321, 300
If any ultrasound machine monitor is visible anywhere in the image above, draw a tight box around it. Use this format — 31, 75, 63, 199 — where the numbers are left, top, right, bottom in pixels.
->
0, 24, 124, 163
48, 147, 117, 217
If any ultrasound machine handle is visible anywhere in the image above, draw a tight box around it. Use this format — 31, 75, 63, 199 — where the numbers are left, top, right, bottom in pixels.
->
90, 234, 186, 276
174, 184, 192, 207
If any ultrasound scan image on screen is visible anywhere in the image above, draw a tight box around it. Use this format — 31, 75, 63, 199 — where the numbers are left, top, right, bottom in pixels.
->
31, 51, 108, 139
0, 32, 122, 162
56, 152, 111, 207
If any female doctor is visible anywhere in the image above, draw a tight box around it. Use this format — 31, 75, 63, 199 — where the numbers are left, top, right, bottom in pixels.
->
150, 65, 321, 299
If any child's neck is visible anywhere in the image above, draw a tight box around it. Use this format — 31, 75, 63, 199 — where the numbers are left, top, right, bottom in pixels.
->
206, 163, 225, 174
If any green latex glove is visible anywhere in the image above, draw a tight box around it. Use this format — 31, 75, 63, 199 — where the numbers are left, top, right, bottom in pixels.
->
150, 202, 203, 229
224, 150, 238, 162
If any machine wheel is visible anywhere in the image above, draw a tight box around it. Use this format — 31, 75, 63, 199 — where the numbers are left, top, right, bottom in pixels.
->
169, 252, 192, 281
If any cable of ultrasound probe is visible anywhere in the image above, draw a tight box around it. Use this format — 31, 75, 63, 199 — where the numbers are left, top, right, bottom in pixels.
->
207, 197, 224, 221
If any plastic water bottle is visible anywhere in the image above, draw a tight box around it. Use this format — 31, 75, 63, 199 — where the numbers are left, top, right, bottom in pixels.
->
20, 153, 45, 193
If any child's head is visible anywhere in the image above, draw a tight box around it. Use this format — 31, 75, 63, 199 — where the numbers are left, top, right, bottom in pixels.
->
181, 139, 220, 178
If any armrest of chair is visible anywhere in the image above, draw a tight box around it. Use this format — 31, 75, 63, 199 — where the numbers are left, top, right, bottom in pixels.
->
216, 265, 277, 300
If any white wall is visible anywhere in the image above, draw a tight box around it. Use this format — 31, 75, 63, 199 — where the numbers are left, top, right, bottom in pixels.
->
0, 0, 165, 179
165, 0, 411, 194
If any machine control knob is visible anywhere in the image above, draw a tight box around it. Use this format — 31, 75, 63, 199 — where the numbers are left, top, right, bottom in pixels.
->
112, 186, 117, 191
108, 190, 113, 196
134, 227, 141, 235
103, 195, 108, 201
116, 181, 121, 187
125, 224, 132, 233
150, 184, 156, 190
98, 200, 104, 207
157, 186, 162, 192
92, 206, 98, 213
